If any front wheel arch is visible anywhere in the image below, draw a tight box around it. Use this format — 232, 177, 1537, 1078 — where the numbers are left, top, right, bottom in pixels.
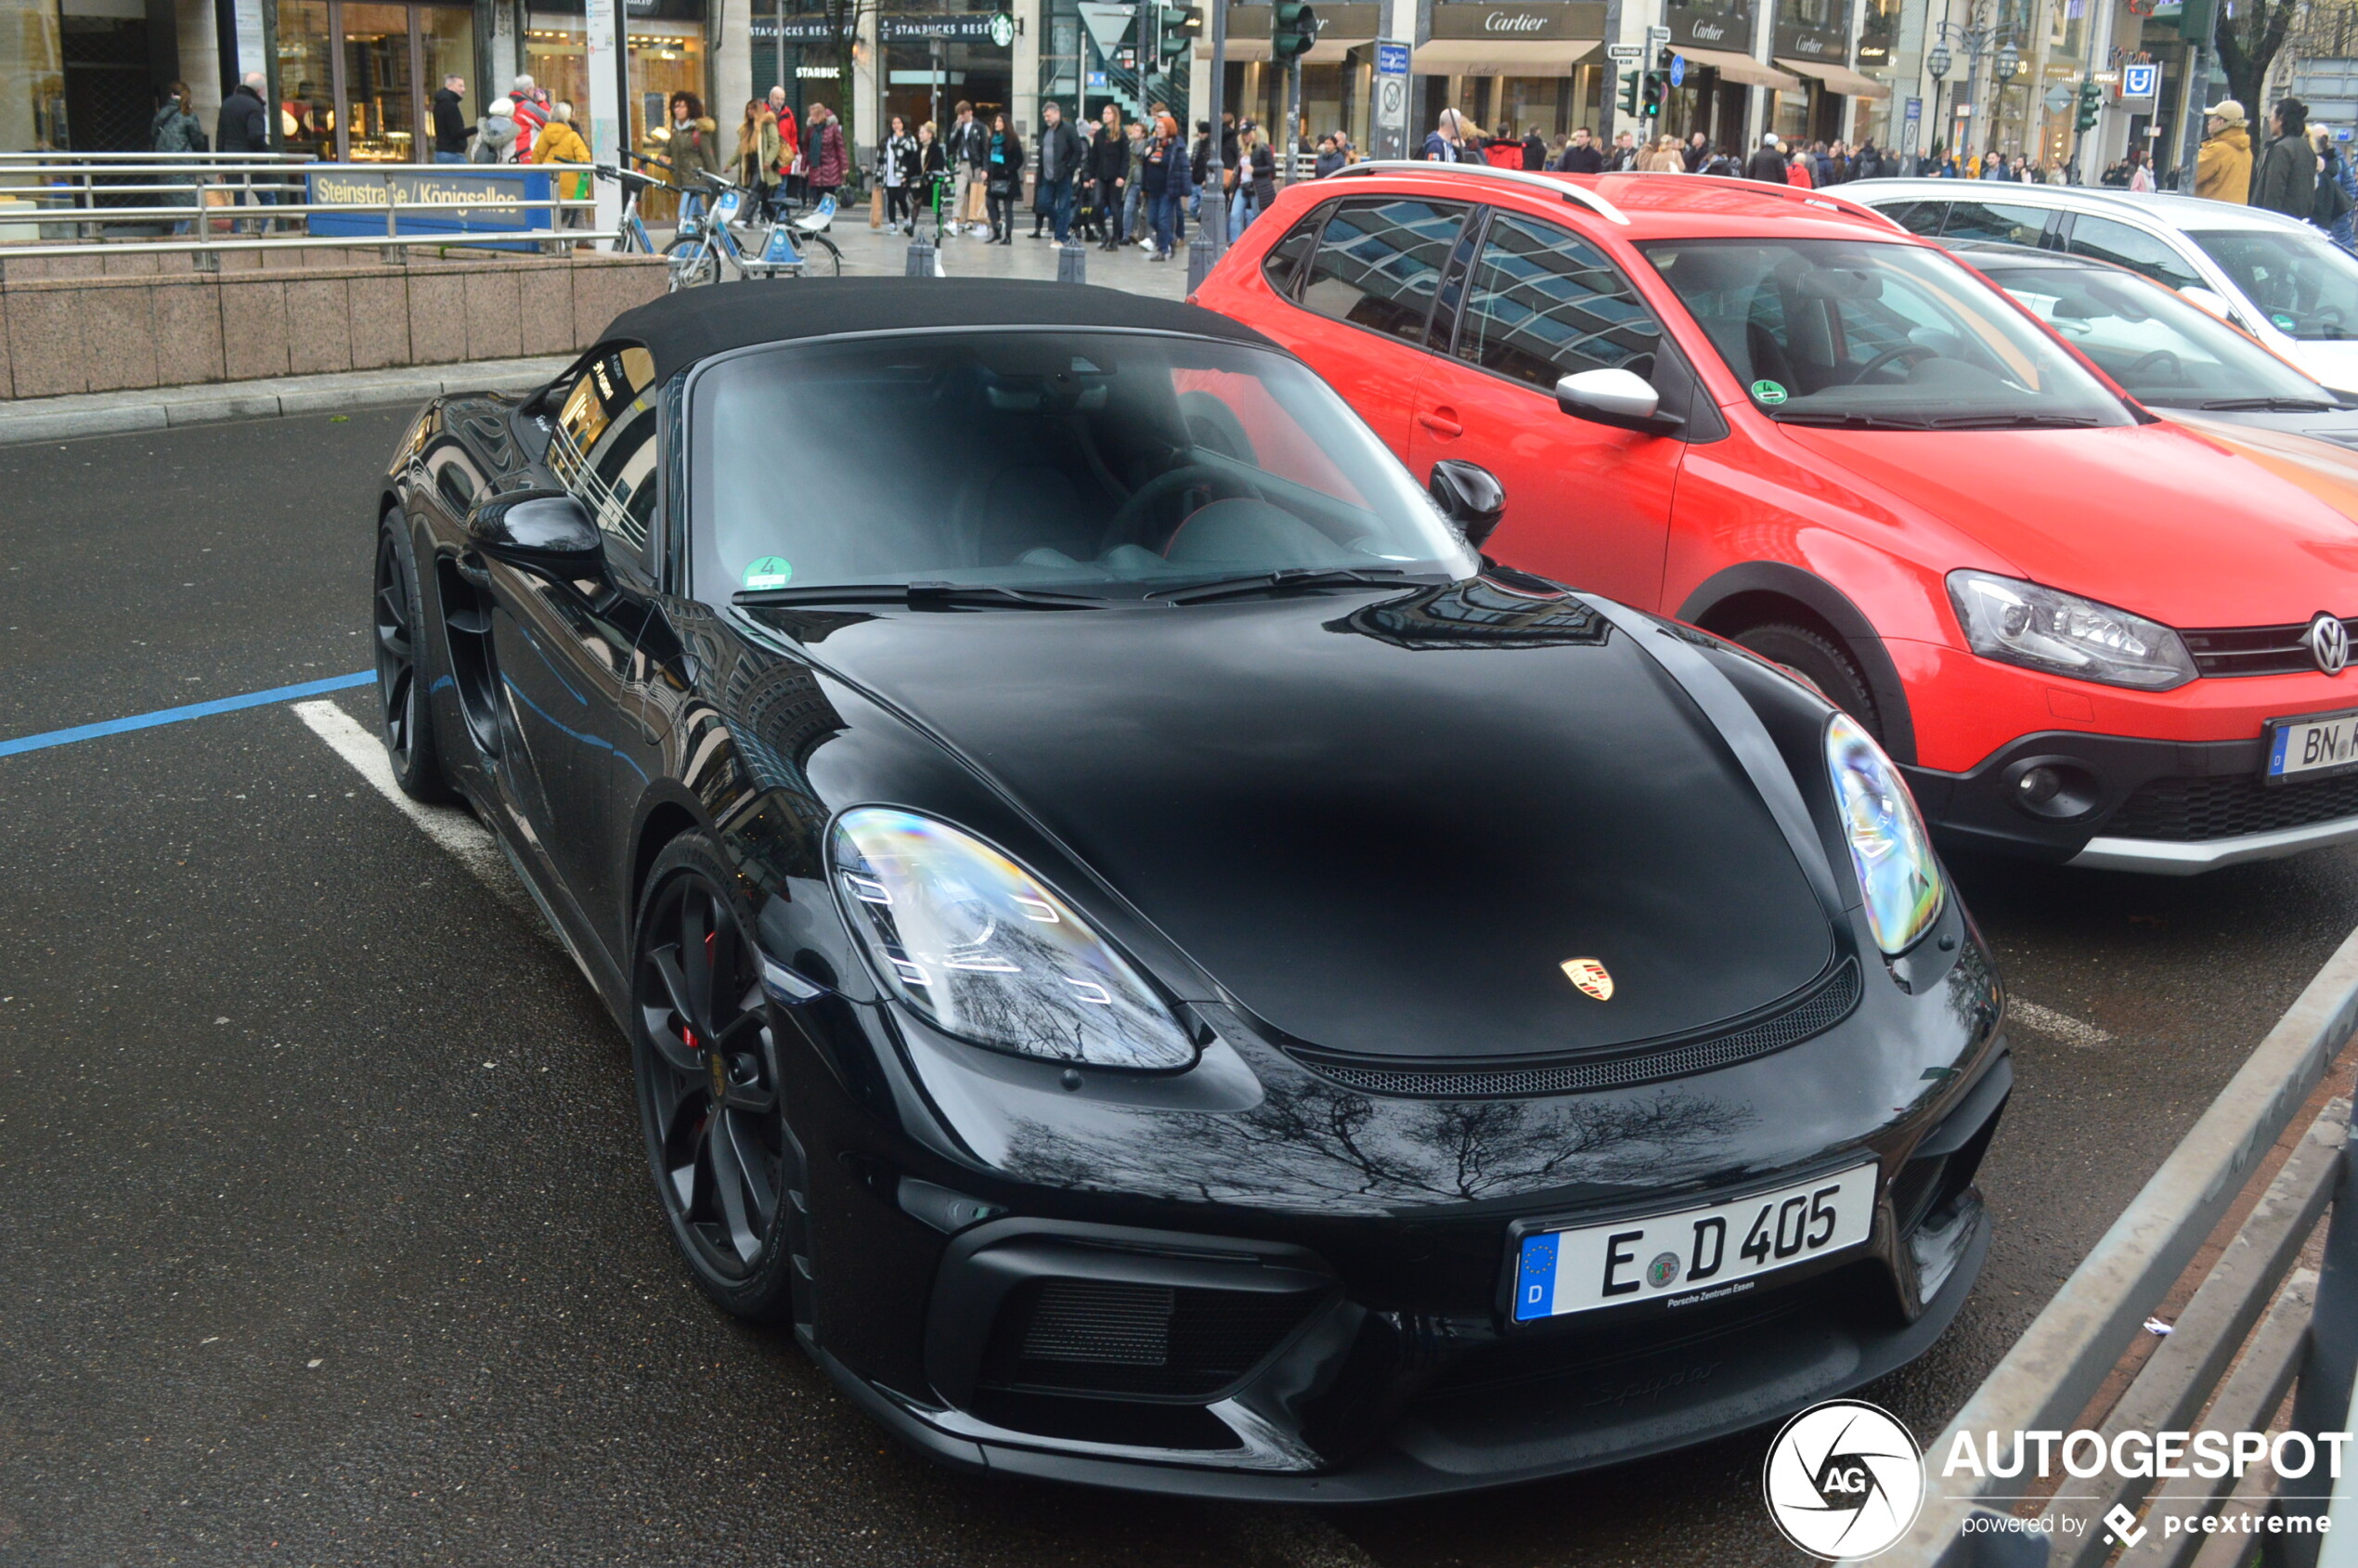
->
1678, 564, 1919, 766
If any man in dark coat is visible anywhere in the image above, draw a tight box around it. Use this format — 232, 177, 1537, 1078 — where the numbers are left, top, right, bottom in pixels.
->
1743, 133, 1787, 183
1031, 98, 1086, 243
1555, 126, 1605, 174
431, 74, 473, 162
217, 71, 268, 152
2251, 97, 2318, 220
1522, 128, 1546, 170
215, 71, 274, 231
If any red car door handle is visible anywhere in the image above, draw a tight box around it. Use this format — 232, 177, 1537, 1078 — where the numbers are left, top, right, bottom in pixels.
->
1418, 408, 1463, 438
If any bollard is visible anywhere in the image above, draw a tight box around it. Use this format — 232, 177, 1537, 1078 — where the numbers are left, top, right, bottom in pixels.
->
905, 234, 938, 277
1056, 239, 1087, 284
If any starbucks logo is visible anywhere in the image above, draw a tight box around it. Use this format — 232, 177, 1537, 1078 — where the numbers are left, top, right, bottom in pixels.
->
988, 11, 1015, 46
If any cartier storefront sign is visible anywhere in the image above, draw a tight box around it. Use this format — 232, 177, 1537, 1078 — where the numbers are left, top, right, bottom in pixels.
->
1426, 1, 1606, 41
1663, 0, 1750, 50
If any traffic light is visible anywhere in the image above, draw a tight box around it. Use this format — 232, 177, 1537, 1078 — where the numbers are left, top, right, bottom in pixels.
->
1641, 71, 1666, 118
1271, 0, 1318, 63
2075, 77, 2101, 133
1160, 2, 1199, 59
1618, 69, 1642, 117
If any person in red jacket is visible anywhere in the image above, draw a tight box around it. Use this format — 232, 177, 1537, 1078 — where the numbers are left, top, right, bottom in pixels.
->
508, 73, 547, 161
1785, 148, 1815, 188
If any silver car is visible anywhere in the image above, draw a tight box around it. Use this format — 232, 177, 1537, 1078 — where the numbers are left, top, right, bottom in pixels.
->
1847, 179, 2358, 395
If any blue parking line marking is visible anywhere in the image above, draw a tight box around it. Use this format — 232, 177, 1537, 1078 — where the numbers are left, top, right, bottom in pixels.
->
0, 671, 374, 758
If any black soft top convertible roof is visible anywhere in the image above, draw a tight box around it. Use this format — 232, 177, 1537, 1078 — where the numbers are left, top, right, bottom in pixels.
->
605, 278, 1280, 382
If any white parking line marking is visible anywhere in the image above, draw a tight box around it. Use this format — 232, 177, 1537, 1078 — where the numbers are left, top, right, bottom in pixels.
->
291, 699, 540, 928
2011, 999, 2113, 1048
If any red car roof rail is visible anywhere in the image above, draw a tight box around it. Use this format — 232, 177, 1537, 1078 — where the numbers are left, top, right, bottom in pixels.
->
1600, 170, 1909, 232
1324, 160, 1634, 227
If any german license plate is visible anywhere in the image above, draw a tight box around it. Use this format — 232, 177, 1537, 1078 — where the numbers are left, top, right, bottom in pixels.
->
2265, 709, 2358, 785
1513, 1163, 1878, 1322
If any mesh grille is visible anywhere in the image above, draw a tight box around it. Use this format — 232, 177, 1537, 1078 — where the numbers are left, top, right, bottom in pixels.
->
2181, 617, 2358, 678
1021, 1281, 1173, 1366
989, 1281, 1325, 1399
2105, 771, 2358, 841
1285, 960, 1862, 1100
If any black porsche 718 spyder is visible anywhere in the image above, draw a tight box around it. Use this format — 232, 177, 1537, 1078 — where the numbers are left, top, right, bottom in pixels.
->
372, 279, 2009, 1499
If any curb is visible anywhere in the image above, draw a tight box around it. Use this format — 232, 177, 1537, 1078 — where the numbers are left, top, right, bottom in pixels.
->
0, 355, 578, 445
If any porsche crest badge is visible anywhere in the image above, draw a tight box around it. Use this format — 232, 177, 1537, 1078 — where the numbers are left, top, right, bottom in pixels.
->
1561, 957, 1613, 1000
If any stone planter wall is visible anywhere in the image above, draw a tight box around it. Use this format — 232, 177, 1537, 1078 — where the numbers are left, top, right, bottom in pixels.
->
0, 250, 667, 400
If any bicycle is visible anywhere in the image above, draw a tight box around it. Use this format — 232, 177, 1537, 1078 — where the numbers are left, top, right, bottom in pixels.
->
593, 162, 664, 254
661, 172, 843, 288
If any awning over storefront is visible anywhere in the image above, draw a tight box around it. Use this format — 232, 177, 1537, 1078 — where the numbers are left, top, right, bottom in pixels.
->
1406, 38, 1599, 74
1775, 57, 1891, 97
1673, 45, 1797, 89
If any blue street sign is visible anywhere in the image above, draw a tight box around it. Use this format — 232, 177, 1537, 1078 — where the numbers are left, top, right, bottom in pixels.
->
1669, 53, 1686, 87
1377, 40, 1409, 75
2121, 61, 2158, 98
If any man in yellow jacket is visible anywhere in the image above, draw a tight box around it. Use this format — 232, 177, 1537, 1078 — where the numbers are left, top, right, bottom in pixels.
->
2196, 98, 2252, 203
531, 100, 594, 230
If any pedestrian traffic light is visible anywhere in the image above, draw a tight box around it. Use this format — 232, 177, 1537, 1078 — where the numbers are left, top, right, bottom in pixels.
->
2075, 77, 2101, 133
1618, 70, 1642, 117
1160, 2, 1200, 59
1271, 0, 1318, 63
1641, 71, 1666, 118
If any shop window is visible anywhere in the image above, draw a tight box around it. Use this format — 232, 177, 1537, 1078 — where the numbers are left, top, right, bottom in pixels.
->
0, 0, 64, 150
1453, 212, 1662, 387
278, 0, 336, 158
1296, 197, 1470, 344
342, 2, 418, 162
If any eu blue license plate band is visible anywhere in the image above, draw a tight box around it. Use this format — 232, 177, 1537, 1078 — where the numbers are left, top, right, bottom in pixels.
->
2271, 725, 2291, 776
1515, 1231, 1561, 1321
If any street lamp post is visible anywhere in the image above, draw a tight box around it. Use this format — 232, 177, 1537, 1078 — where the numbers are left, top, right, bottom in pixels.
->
1933, 18, 2025, 164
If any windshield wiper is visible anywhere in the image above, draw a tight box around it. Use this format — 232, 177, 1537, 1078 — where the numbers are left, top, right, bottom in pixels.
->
732, 581, 1119, 610
1771, 410, 1939, 430
1924, 413, 2105, 430
2194, 395, 2343, 412
1147, 566, 1419, 604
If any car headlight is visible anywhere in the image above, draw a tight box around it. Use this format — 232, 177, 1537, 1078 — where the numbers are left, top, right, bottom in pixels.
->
1947, 570, 2196, 691
829, 808, 1197, 1070
1826, 714, 1944, 954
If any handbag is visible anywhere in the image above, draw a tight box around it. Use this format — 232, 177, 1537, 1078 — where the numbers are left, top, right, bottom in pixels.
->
870, 186, 885, 226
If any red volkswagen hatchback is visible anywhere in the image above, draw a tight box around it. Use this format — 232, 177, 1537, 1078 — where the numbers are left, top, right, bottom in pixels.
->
1195, 164, 2358, 873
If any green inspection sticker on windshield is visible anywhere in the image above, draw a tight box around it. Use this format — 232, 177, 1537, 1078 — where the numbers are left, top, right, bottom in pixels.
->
1751, 380, 1789, 406
2273, 313, 2299, 330
742, 556, 794, 590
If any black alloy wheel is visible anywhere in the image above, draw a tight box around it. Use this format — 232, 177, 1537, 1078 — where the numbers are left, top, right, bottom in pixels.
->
1732, 621, 1885, 741
373, 515, 453, 802
631, 836, 801, 1321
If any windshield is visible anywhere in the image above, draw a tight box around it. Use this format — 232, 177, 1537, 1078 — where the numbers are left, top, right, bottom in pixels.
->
2188, 227, 2358, 342
1639, 238, 2135, 428
1989, 264, 2334, 408
689, 329, 1475, 603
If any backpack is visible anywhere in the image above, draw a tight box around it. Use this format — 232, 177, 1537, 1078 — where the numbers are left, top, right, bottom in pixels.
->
2316, 162, 2352, 225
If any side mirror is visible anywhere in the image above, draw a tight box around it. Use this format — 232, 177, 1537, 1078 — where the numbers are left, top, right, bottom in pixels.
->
2177, 285, 2246, 330
468, 490, 604, 575
1430, 459, 1507, 549
1555, 367, 1684, 435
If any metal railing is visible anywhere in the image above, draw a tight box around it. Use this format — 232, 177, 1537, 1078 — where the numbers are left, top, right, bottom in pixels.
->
0, 153, 597, 260
1894, 925, 2358, 1566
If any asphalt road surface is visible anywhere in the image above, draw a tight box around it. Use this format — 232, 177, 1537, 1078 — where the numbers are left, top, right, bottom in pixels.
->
2, 408, 2354, 1567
